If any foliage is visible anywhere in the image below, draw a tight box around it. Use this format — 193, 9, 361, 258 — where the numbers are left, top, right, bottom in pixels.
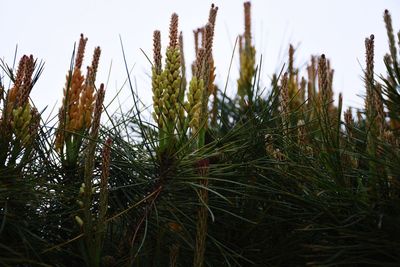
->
1, 3, 400, 267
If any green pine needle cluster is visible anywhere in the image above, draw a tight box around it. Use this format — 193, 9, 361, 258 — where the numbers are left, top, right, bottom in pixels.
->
1, 3, 400, 267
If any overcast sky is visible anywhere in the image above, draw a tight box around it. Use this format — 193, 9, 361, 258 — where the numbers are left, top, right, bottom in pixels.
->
1, 0, 399, 119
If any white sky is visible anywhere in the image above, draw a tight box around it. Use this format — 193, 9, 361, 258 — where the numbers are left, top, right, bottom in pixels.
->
1, 0, 399, 119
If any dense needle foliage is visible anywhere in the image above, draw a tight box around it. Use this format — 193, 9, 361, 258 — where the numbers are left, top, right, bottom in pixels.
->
1, 2, 400, 266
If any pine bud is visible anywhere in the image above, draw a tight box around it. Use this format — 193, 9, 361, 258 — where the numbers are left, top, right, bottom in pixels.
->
75, 215, 84, 226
